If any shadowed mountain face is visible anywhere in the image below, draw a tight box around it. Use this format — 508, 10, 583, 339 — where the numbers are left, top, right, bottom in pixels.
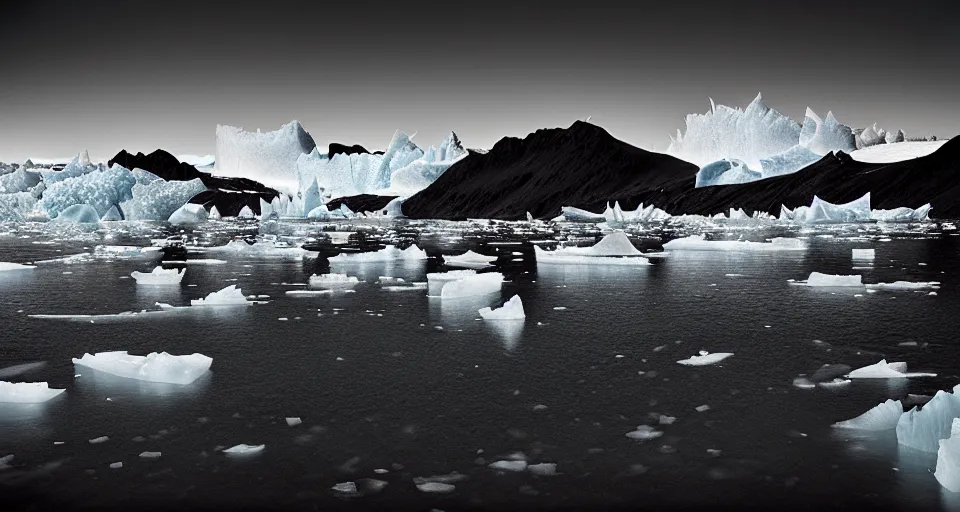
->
400, 121, 960, 220
325, 194, 397, 214
327, 143, 383, 157
108, 149, 279, 216
402, 121, 699, 220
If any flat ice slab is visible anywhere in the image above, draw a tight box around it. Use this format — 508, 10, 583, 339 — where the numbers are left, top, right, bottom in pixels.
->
832, 399, 903, 430
131, 266, 185, 285
0, 381, 65, 403
444, 250, 496, 269
426, 270, 477, 297
308, 273, 359, 289
439, 272, 503, 299
72, 351, 212, 385
478, 295, 525, 320
0, 262, 36, 271
865, 281, 940, 291
792, 272, 863, 287
223, 444, 264, 455
663, 235, 807, 252
329, 245, 427, 263
677, 351, 734, 366
847, 359, 935, 379
852, 249, 875, 260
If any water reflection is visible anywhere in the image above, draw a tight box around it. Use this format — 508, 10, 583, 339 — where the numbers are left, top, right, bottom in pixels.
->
0, 396, 64, 423
428, 294, 499, 326
484, 320, 524, 351
74, 367, 212, 399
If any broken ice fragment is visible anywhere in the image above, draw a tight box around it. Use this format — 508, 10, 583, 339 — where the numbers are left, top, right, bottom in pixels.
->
677, 351, 733, 366
528, 463, 557, 476
897, 386, 960, 453
131, 266, 185, 285
139, 451, 161, 459
89, 436, 109, 444
696, 405, 711, 412
443, 250, 497, 269
0, 381, 65, 403
833, 399, 903, 430
626, 425, 663, 441
488, 460, 528, 471
73, 351, 212, 385
935, 418, 960, 492
416, 482, 456, 493
286, 417, 302, 427
191, 285, 250, 306
478, 295, 525, 320
223, 444, 265, 455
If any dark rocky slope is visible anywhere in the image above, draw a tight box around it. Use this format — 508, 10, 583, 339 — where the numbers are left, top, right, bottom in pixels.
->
108, 149, 279, 216
326, 194, 397, 214
403, 121, 698, 220
402, 121, 960, 220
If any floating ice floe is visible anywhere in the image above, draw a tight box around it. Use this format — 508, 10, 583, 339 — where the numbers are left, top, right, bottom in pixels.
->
847, 359, 936, 379
864, 281, 940, 291
626, 425, 663, 441
535, 231, 653, 265
0, 381, 65, 403
131, 267, 185, 285
792, 272, 863, 287
443, 250, 497, 269
223, 444, 265, 455
439, 272, 503, 299
488, 460, 527, 472
329, 245, 428, 263
852, 249, 875, 260
478, 295, 525, 320
416, 482, 455, 493
309, 273, 359, 289
72, 351, 212, 385
898, 385, 960, 453
832, 399, 903, 430
677, 351, 734, 366
190, 285, 250, 306
167, 203, 208, 226
426, 270, 476, 297
936, 418, 960, 492
0, 262, 35, 271
195, 240, 310, 259
663, 235, 807, 252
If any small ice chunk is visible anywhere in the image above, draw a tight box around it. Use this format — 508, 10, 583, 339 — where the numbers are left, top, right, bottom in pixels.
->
110, 462, 123, 469
528, 463, 557, 476
833, 399, 903, 430
478, 295, 525, 320
659, 415, 676, 425
0, 262, 36, 272
0, 381, 65, 403
626, 425, 663, 440
677, 351, 733, 366
488, 460, 528, 471
818, 378, 851, 388
852, 248, 875, 260
416, 482, 456, 493
309, 273, 359, 289
285, 417, 302, 427
139, 451, 161, 459
696, 405, 711, 412
332, 482, 358, 494
223, 444, 265, 455
444, 250, 497, 269
131, 266, 185, 285
801, 272, 863, 287
191, 285, 250, 306
89, 436, 109, 444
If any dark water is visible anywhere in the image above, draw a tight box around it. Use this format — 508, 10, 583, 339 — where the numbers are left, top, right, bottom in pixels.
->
0, 221, 958, 511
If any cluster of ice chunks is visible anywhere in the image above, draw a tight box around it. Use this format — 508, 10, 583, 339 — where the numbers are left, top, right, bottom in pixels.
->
72, 351, 212, 385
663, 235, 807, 252
552, 202, 670, 223
328, 245, 428, 263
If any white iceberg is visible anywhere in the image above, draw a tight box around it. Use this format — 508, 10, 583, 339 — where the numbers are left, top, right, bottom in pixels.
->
535, 231, 653, 265
488, 460, 528, 472
196, 240, 308, 259
178, 154, 215, 168
119, 178, 207, 221
865, 281, 940, 291
100, 205, 123, 221
848, 359, 934, 379
72, 351, 212, 385
38, 165, 136, 220
798, 108, 856, 156
897, 386, 960, 453
439, 272, 503, 299
50, 204, 101, 223
663, 235, 807, 252
832, 399, 903, 430
792, 193, 872, 224
0, 381, 65, 403
871, 204, 932, 223
478, 295, 525, 320
328, 245, 427, 263
0, 262, 36, 272
677, 351, 734, 366
214, 121, 317, 195
131, 266, 185, 285
444, 250, 496, 269
695, 158, 763, 188
191, 285, 250, 306
167, 203, 208, 226
799, 272, 863, 287
936, 418, 960, 492
426, 270, 477, 297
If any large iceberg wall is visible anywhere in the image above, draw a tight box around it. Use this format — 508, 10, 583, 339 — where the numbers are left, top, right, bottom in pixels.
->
214, 120, 317, 195
673, 95, 859, 188
36, 164, 136, 219
119, 178, 208, 221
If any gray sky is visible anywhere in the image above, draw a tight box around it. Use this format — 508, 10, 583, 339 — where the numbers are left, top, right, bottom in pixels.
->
1, 0, 957, 163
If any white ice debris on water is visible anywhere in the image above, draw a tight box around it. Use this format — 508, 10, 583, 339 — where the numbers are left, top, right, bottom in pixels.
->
426, 270, 476, 297
478, 295, 525, 320
847, 359, 936, 379
167, 203, 208, 226
416, 482, 456, 493
832, 399, 903, 430
488, 460, 528, 472
223, 444, 265, 455
936, 418, 960, 492
663, 235, 807, 252
131, 266, 185, 285
308, 273, 359, 289
898, 386, 960, 453
439, 272, 503, 299
329, 245, 428, 263
528, 463, 557, 476
195, 240, 309, 259
852, 249, 875, 260
535, 231, 653, 265
73, 351, 212, 385
626, 425, 664, 441
139, 451, 162, 459
190, 285, 250, 306
0, 381, 65, 403
443, 250, 496, 269
0, 262, 35, 271
285, 417, 302, 427
677, 351, 734, 366
865, 281, 940, 291
795, 272, 863, 287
